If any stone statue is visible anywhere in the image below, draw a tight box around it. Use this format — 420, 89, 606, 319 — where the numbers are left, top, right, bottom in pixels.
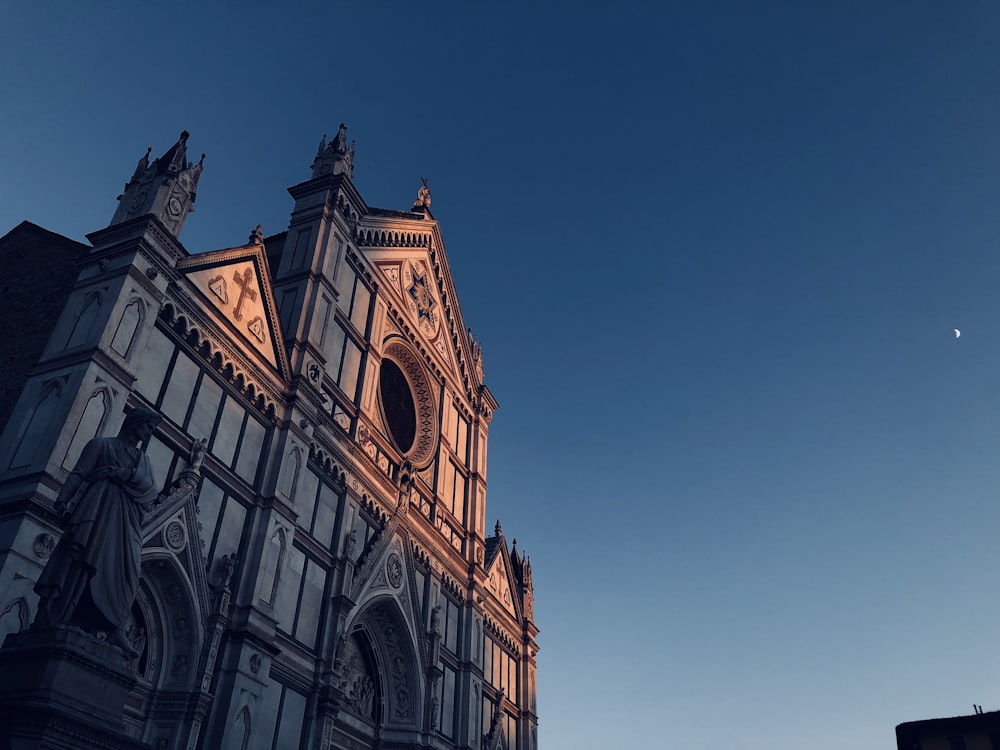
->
188, 437, 208, 471
219, 553, 238, 590
413, 177, 431, 210
344, 527, 358, 561
430, 604, 442, 636
33, 407, 162, 655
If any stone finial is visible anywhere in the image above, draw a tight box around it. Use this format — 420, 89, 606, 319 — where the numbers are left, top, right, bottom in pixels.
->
110, 130, 204, 237
249, 224, 264, 245
412, 177, 431, 210
494, 519, 502, 537
311, 123, 355, 179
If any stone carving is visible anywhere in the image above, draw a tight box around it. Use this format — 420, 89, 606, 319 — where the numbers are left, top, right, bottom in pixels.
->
430, 675, 441, 729
32, 533, 55, 559
412, 177, 431, 210
231, 268, 257, 322
188, 437, 208, 471
344, 528, 358, 559
249, 653, 261, 674
164, 520, 186, 551
172, 653, 188, 676
249, 224, 264, 245
33, 407, 162, 656
207, 275, 228, 304
430, 605, 442, 636
311, 124, 356, 179
386, 553, 403, 588
349, 675, 374, 716
125, 624, 146, 672
219, 553, 238, 590
484, 688, 505, 749
166, 583, 182, 605
246, 316, 266, 344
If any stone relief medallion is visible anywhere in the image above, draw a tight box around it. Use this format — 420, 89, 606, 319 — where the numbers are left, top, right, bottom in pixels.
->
401, 261, 439, 337
32, 533, 55, 559
164, 520, 187, 552
249, 653, 261, 674
386, 553, 403, 589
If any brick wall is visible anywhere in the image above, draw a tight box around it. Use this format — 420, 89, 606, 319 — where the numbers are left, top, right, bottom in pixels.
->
0, 221, 87, 435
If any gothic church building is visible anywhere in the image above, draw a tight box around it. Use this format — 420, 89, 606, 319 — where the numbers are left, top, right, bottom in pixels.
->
0, 128, 538, 750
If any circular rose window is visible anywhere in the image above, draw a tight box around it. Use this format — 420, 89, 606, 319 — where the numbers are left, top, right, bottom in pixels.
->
378, 341, 437, 467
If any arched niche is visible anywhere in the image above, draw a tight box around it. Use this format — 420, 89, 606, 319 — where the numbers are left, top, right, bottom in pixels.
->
349, 596, 423, 730
8, 380, 62, 469
111, 297, 146, 358
61, 387, 111, 469
65, 290, 103, 350
123, 553, 205, 747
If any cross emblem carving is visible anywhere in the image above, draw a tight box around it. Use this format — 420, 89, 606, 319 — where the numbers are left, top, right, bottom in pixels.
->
231, 268, 257, 322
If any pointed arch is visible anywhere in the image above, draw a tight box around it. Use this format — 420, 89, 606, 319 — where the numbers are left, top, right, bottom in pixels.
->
230, 706, 251, 750
9, 380, 61, 469
0, 597, 29, 647
65, 290, 103, 349
259, 526, 286, 606
279, 447, 302, 503
349, 596, 423, 729
111, 297, 146, 358
61, 386, 111, 469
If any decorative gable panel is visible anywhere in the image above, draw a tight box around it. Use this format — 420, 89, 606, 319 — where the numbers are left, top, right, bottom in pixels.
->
177, 245, 289, 377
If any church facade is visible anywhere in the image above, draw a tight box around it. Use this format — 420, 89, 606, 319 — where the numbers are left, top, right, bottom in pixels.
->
0, 128, 538, 750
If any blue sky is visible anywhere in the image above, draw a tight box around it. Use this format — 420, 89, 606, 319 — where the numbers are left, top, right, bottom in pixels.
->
5, 2, 1000, 747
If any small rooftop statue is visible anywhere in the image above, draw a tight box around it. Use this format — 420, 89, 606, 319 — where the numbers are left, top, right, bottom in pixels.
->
412, 177, 431, 210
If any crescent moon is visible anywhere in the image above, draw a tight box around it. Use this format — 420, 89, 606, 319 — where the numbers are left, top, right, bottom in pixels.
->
954, 329, 961, 339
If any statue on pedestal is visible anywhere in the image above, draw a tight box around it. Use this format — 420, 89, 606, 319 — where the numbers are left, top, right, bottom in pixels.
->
33, 407, 162, 656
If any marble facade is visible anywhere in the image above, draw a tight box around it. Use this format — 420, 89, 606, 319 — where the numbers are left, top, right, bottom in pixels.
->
0, 127, 538, 750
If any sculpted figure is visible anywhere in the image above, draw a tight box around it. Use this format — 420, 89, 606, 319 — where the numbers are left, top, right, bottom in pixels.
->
33, 407, 162, 655
430, 604, 442, 636
188, 436, 208, 471
413, 177, 431, 209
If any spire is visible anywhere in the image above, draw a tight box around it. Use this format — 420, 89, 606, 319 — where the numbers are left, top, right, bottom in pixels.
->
494, 519, 503, 537
110, 131, 205, 238
310, 123, 355, 179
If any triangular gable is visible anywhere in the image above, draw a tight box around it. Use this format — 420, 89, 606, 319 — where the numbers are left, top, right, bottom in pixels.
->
371, 252, 461, 375
176, 244, 290, 378
484, 540, 520, 619
142, 469, 211, 620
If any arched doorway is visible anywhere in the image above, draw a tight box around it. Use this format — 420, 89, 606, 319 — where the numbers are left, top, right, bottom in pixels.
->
334, 598, 423, 747
122, 556, 204, 749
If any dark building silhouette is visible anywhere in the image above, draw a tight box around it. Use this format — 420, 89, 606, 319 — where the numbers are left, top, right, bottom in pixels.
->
897, 709, 1000, 750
